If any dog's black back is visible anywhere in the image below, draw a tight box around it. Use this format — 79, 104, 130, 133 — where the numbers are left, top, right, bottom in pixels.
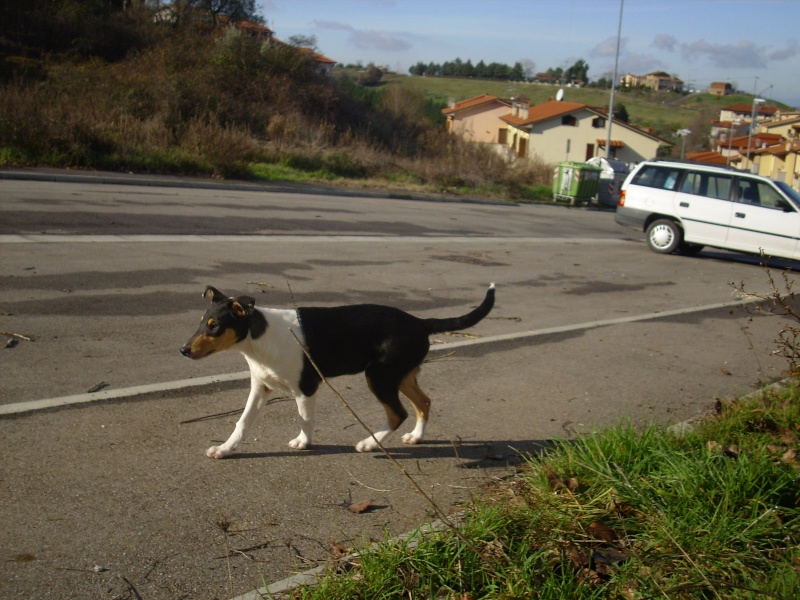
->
297, 285, 495, 395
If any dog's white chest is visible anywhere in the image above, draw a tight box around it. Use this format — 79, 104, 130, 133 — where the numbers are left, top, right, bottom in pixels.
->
244, 355, 300, 395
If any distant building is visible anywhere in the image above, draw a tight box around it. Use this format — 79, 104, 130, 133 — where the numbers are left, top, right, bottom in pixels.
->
443, 95, 672, 164
708, 82, 733, 96
620, 71, 684, 92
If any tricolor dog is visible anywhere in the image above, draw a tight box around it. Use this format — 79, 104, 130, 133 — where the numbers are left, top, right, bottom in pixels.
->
180, 284, 495, 458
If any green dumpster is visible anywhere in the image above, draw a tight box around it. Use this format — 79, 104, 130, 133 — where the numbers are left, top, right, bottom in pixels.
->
552, 161, 602, 205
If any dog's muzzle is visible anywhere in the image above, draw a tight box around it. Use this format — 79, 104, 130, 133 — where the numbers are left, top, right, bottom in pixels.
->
180, 345, 194, 358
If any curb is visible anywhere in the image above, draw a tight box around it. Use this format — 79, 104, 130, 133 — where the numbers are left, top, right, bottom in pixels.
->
229, 515, 460, 600
0, 167, 517, 207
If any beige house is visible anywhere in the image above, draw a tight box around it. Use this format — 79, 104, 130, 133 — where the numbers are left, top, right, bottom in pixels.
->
501, 98, 670, 164
443, 95, 671, 164
718, 103, 778, 125
442, 94, 513, 143
754, 140, 800, 189
750, 115, 800, 190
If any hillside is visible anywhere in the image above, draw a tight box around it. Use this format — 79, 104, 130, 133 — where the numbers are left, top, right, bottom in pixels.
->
0, 4, 787, 201
384, 72, 788, 149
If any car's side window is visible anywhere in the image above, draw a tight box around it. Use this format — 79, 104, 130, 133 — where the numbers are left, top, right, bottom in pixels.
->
756, 182, 788, 210
703, 174, 732, 201
737, 179, 760, 205
679, 171, 732, 201
633, 166, 682, 191
679, 172, 701, 194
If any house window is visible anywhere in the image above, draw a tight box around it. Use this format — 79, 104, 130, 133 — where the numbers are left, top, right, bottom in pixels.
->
562, 115, 577, 127
592, 117, 606, 128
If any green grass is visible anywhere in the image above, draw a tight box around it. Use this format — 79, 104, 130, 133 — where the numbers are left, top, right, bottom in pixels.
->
289, 384, 800, 600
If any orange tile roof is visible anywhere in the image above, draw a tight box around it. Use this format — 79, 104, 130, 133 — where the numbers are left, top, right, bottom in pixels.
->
722, 103, 778, 115
500, 100, 587, 126
442, 94, 511, 115
686, 151, 728, 165
597, 139, 625, 148
753, 140, 800, 157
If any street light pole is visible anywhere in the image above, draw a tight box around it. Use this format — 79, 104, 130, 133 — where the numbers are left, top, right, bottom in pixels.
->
676, 128, 691, 159
745, 97, 765, 171
726, 118, 741, 166
605, 0, 624, 159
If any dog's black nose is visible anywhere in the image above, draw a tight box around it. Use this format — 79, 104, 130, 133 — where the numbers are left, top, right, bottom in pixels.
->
180, 345, 192, 357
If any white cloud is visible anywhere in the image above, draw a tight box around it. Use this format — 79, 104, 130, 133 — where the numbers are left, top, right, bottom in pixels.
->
590, 36, 626, 58
681, 39, 766, 69
313, 20, 411, 52
652, 34, 677, 53
769, 40, 798, 61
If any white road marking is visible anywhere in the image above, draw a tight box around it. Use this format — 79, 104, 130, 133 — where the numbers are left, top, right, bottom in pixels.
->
0, 298, 746, 416
0, 234, 627, 244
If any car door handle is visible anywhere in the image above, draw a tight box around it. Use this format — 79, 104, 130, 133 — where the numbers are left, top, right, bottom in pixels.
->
735, 212, 745, 219
679, 202, 689, 208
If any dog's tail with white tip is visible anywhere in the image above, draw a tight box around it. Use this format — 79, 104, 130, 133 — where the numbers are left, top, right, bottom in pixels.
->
423, 283, 495, 334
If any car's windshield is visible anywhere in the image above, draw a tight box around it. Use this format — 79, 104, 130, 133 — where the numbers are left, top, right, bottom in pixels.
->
773, 180, 800, 208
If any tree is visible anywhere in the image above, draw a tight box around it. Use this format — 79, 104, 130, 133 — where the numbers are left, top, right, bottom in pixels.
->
357, 63, 383, 86
287, 34, 317, 51
185, 0, 264, 24
520, 59, 536, 80
614, 102, 629, 123
564, 59, 589, 85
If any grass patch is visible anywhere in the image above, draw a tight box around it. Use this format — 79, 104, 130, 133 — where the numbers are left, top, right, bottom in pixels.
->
291, 384, 800, 599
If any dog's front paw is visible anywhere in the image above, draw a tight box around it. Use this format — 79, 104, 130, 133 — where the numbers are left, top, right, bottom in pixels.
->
287, 436, 309, 450
401, 433, 422, 445
206, 445, 234, 459
355, 436, 380, 452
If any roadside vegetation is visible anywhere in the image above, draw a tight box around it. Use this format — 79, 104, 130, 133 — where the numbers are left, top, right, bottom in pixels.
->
2, 3, 788, 204
0, 2, 550, 201
282, 267, 800, 599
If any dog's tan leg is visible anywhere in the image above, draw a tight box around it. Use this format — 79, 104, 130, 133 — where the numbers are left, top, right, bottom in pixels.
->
207, 380, 270, 459
288, 394, 316, 450
355, 402, 406, 452
356, 368, 408, 452
399, 368, 431, 445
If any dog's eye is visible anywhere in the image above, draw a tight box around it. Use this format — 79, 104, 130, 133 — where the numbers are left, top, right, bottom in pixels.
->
207, 319, 219, 331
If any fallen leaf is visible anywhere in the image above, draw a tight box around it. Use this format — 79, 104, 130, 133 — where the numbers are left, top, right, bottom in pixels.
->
588, 522, 617, 543
347, 499, 373, 514
330, 543, 351, 558
781, 448, 798, 464
15, 553, 36, 562
724, 445, 741, 459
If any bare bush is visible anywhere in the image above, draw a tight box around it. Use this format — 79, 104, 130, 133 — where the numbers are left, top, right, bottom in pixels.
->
733, 261, 800, 376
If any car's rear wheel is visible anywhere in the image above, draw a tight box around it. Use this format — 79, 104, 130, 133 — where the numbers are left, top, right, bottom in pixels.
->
646, 219, 682, 254
679, 241, 705, 255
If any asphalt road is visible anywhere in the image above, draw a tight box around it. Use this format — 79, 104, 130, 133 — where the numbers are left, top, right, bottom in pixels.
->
1, 171, 798, 599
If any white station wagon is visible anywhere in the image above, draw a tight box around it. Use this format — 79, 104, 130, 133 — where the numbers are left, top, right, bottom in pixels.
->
615, 160, 800, 260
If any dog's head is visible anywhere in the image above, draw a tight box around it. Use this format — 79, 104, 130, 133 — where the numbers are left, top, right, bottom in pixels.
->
180, 285, 267, 359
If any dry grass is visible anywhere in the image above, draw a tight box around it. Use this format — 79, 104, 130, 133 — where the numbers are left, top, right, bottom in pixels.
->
0, 9, 552, 198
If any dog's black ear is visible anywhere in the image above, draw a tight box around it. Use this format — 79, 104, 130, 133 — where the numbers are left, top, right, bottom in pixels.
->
230, 296, 256, 318
203, 286, 227, 303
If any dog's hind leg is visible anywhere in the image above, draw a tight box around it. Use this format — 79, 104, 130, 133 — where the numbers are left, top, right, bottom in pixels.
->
207, 380, 270, 459
356, 365, 409, 452
288, 394, 316, 450
399, 367, 431, 445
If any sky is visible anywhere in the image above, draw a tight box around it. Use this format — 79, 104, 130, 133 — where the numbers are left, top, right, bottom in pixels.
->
259, 0, 800, 108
